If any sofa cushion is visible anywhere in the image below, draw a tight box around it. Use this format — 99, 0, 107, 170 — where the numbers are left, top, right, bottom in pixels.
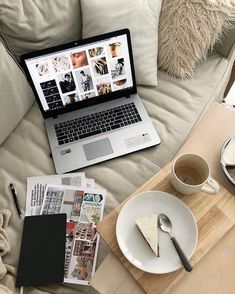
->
138, 53, 229, 168
158, 0, 235, 79
0, 39, 34, 145
0, 0, 82, 56
81, 0, 162, 87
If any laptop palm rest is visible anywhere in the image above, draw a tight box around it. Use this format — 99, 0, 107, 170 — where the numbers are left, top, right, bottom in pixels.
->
83, 138, 113, 161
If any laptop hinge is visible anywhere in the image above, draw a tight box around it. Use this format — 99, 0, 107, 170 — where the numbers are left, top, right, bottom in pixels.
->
52, 115, 58, 119
125, 95, 130, 98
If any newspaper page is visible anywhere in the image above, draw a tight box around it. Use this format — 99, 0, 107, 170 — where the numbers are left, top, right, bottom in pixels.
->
40, 184, 105, 285
26, 173, 86, 216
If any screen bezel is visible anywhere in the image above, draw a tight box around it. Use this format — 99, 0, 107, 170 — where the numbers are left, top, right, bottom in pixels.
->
20, 29, 137, 119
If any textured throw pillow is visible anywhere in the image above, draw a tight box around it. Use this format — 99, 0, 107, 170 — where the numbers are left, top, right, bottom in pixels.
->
0, 39, 34, 145
0, 0, 82, 56
81, 0, 162, 86
158, 0, 235, 79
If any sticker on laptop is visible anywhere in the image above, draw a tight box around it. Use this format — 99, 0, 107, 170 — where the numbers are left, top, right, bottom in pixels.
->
125, 133, 151, 148
61, 148, 72, 156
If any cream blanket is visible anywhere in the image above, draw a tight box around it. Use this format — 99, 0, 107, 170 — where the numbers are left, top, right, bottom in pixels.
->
0, 209, 18, 294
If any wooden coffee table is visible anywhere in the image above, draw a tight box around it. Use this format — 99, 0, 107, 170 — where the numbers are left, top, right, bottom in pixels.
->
91, 102, 235, 294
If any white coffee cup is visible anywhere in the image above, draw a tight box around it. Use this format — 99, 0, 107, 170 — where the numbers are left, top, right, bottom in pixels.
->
171, 153, 220, 195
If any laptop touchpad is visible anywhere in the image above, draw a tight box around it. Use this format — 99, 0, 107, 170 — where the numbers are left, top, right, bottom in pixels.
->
83, 138, 113, 161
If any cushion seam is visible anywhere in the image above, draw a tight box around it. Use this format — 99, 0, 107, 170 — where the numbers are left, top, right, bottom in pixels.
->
138, 152, 162, 169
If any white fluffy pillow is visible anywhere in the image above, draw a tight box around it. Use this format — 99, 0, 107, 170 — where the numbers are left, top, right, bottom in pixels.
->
81, 0, 162, 86
158, 0, 235, 79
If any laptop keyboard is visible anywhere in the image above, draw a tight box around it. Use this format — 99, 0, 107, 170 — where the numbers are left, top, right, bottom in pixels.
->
54, 102, 142, 146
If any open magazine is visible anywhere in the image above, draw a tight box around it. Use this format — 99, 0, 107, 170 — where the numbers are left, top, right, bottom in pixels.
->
26, 174, 105, 285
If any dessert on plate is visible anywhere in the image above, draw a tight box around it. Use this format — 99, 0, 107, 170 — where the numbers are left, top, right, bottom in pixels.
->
135, 214, 159, 257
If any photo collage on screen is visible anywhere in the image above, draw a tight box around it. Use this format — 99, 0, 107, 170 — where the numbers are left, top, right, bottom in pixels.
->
28, 34, 133, 112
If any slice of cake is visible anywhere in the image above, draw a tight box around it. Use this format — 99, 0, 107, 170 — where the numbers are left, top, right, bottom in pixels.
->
135, 214, 159, 257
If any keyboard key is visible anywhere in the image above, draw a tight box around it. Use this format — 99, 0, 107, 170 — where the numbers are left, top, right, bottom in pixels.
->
79, 130, 102, 139
116, 115, 124, 120
111, 124, 120, 130
57, 135, 67, 141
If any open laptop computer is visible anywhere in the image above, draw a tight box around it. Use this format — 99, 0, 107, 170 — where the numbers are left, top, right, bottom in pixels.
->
20, 29, 161, 174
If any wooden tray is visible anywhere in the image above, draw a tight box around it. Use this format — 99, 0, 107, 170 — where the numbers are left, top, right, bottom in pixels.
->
97, 164, 235, 294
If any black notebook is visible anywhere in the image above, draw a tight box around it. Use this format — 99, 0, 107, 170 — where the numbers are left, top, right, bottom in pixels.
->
16, 214, 66, 287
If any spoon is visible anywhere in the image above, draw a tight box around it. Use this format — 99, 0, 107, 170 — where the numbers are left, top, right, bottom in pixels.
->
158, 213, 193, 272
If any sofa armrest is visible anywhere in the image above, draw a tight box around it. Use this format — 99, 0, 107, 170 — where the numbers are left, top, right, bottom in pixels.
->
0, 38, 34, 145
214, 21, 235, 59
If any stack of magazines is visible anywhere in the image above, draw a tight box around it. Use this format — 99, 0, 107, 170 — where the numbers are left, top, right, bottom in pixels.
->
25, 172, 105, 285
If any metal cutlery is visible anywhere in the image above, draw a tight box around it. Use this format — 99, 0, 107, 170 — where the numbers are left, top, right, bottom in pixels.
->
158, 213, 193, 272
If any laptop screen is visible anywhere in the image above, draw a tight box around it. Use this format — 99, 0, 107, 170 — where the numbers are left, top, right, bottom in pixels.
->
21, 29, 136, 118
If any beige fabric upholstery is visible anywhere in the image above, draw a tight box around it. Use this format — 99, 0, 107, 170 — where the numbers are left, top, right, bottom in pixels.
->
215, 20, 235, 58
138, 53, 229, 167
0, 39, 34, 145
0, 0, 82, 56
81, 0, 162, 86
158, 0, 235, 79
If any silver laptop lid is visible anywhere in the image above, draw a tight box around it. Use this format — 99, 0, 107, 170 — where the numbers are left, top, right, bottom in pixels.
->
20, 29, 137, 119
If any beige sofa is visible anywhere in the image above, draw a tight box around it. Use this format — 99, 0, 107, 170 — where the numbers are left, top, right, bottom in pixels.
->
0, 1, 234, 293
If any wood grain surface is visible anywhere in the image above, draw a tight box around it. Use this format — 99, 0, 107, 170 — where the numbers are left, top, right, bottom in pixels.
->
97, 164, 235, 294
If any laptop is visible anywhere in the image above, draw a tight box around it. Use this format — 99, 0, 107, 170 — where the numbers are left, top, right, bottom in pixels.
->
20, 29, 161, 174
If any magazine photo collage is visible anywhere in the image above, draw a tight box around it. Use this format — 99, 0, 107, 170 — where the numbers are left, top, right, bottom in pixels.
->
40, 184, 105, 285
30, 35, 133, 111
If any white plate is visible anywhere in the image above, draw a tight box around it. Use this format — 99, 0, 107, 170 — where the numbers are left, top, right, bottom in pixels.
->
116, 191, 198, 274
220, 136, 235, 185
